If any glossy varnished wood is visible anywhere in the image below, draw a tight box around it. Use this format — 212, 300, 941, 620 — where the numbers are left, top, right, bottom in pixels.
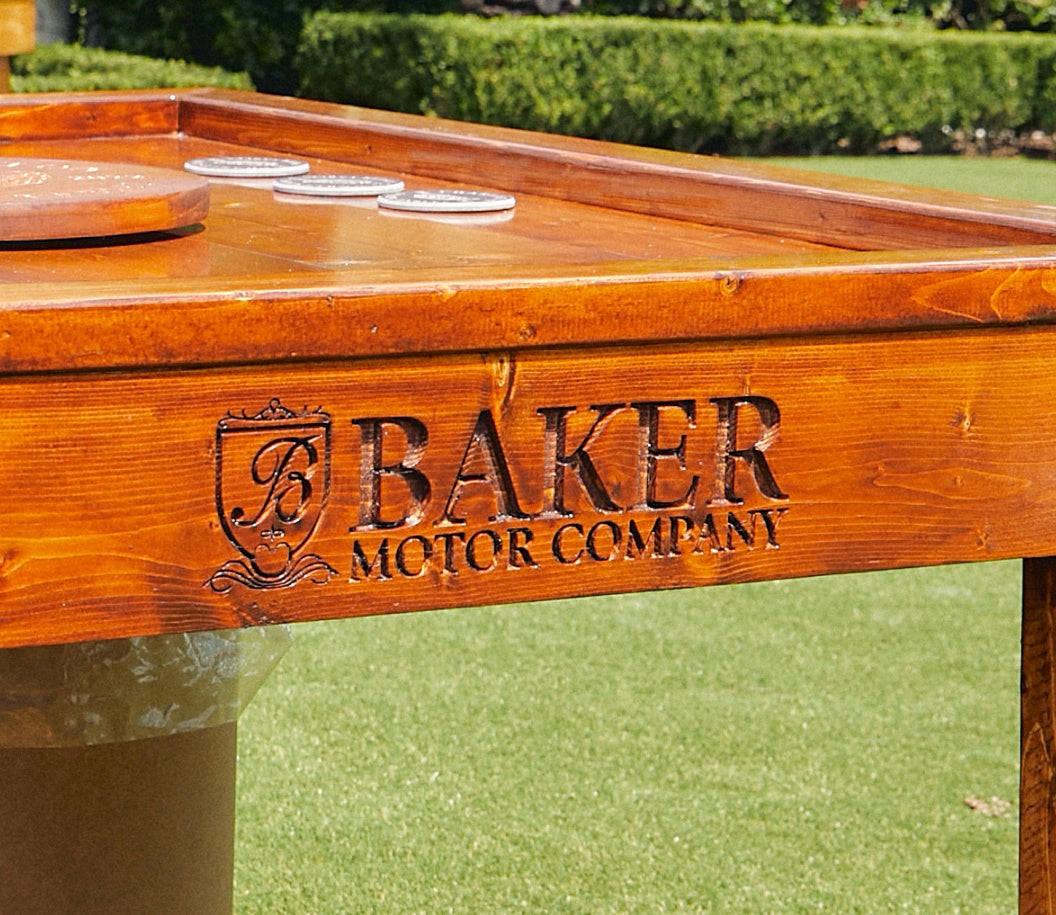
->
1022, 558, 1056, 913
0, 90, 1055, 910
0, 89, 1048, 634
0, 90, 179, 141
176, 91, 1056, 249
0, 91, 1049, 375
0, 326, 1051, 648
0, 157, 208, 240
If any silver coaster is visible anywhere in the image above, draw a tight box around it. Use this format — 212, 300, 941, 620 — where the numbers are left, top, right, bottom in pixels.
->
377, 189, 516, 213
184, 156, 310, 178
273, 174, 406, 197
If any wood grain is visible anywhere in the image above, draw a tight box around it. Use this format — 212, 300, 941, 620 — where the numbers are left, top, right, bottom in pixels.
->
177, 90, 1056, 249
0, 327, 1051, 648
0, 90, 181, 141
0, 93, 1048, 376
1023, 558, 1056, 914
0, 90, 1047, 649
0, 88, 1051, 910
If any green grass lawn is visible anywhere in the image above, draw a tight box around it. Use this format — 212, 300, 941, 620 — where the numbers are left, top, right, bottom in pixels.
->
767, 154, 1056, 206
233, 157, 1054, 913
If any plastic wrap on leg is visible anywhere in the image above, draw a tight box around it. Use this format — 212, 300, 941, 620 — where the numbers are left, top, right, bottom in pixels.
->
0, 625, 292, 747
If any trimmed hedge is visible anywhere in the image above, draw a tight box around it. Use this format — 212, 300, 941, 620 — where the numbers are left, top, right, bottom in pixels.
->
71, 1, 459, 94
64, 0, 1056, 95
296, 13, 1056, 154
12, 43, 253, 93
586, 0, 1056, 31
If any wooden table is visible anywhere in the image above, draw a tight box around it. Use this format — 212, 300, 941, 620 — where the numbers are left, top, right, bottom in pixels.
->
1, 88, 1055, 911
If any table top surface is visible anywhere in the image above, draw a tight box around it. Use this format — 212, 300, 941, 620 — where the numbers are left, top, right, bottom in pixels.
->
1, 88, 1055, 375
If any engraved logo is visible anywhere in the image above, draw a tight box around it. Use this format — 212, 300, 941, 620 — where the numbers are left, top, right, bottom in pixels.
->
208, 399, 337, 592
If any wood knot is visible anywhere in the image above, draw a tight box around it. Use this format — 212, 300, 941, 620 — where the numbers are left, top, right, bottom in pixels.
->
719, 274, 742, 297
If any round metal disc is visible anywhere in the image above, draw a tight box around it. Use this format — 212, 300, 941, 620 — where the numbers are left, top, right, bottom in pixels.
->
184, 156, 310, 178
377, 189, 516, 213
273, 174, 406, 197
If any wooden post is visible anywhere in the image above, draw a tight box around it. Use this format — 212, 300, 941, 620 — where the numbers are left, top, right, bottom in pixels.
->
0, 724, 238, 914
1021, 558, 1056, 912
0, 0, 35, 92
0, 626, 288, 915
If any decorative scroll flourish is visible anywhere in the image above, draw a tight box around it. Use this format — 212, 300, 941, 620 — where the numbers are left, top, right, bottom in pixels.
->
207, 398, 337, 592
207, 553, 338, 592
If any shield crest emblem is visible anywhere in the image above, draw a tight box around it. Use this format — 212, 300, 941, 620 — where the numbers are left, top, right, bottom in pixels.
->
208, 399, 337, 592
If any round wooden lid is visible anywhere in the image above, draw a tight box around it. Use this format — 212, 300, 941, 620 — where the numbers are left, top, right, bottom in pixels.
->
0, 158, 210, 241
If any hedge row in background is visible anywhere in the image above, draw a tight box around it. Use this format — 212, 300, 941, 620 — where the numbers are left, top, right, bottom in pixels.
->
70, 1, 459, 94
589, 0, 1056, 31
297, 13, 1056, 155
12, 43, 253, 93
69, 0, 1056, 97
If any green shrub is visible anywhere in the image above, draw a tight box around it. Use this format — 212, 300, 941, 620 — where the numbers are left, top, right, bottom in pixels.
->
71, 0, 460, 94
583, 0, 1056, 29
63, 0, 1056, 96
296, 13, 1056, 154
11, 43, 253, 93
583, 0, 844, 24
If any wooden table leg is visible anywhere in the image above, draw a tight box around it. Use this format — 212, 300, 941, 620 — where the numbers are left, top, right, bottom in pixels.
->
0, 723, 237, 914
1021, 557, 1056, 912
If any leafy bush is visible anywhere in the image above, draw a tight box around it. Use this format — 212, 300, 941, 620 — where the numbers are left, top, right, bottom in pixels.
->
63, 0, 1056, 97
296, 13, 1056, 154
12, 43, 253, 92
583, 0, 1056, 29
70, 0, 459, 94
583, 0, 844, 24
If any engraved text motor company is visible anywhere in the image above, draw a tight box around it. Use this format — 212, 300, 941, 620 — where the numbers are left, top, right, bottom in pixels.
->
347, 396, 790, 583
